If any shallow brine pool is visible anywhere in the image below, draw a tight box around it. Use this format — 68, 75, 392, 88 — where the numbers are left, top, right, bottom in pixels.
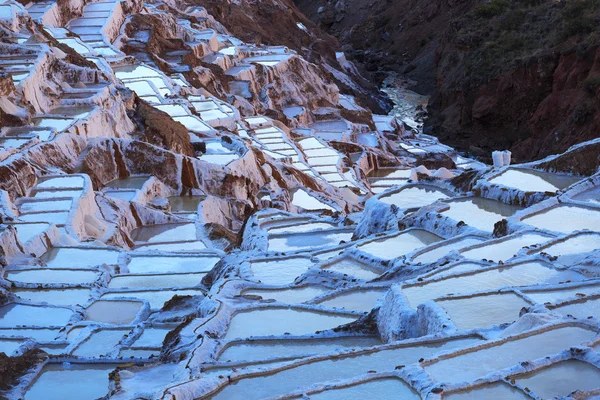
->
223, 309, 357, 340
488, 168, 580, 193
357, 229, 442, 260
441, 197, 523, 232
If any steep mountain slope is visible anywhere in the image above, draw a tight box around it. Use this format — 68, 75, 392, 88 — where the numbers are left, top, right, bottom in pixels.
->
295, 0, 600, 162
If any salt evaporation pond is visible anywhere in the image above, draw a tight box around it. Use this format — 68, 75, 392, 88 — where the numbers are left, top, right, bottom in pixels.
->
436, 293, 530, 330
268, 230, 352, 252
14, 288, 91, 306
242, 286, 328, 303
292, 189, 335, 211
107, 273, 205, 289
0, 328, 60, 342
552, 297, 600, 319
5, 269, 97, 284
460, 232, 550, 262
126, 255, 219, 274
317, 289, 387, 312
321, 257, 383, 280
573, 186, 600, 205
513, 360, 600, 398
101, 289, 202, 309
532, 232, 600, 265
266, 222, 335, 234
85, 300, 143, 325
72, 329, 129, 357
488, 168, 580, 192
223, 309, 357, 340
0, 304, 72, 327
443, 382, 529, 400
379, 185, 451, 209
249, 257, 314, 285
131, 223, 197, 243
210, 337, 481, 400
217, 336, 381, 363
0, 339, 22, 355
308, 378, 420, 400
441, 197, 523, 232
357, 229, 442, 260
168, 195, 205, 212
522, 204, 600, 233
24, 363, 117, 400
403, 261, 583, 308
412, 236, 486, 264
41, 247, 120, 268
523, 283, 600, 304
105, 175, 149, 189
424, 326, 595, 383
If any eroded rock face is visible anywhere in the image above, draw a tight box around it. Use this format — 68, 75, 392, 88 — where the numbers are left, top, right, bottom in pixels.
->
128, 97, 195, 156
0, 350, 46, 391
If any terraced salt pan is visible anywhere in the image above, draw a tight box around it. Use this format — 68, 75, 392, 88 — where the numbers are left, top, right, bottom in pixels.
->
242, 286, 328, 303
24, 364, 117, 400
436, 293, 530, 330
523, 283, 600, 304
403, 261, 584, 308
292, 189, 335, 211
210, 337, 481, 400
101, 289, 203, 309
134, 241, 207, 252
488, 168, 580, 192
317, 289, 387, 312
126, 255, 219, 274
41, 247, 120, 268
14, 288, 91, 306
321, 257, 383, 280
249, 257, 314, 285
531, 232, 600, 265
357, 229, 442, 260
308, 378, 419, 400
412, 236, 486, 264
460, 232, 551, 262
19, 199, 72, 213
424, 326, 595, 384
132, 327, 173, 347
105, 176, 150, 190
0, 304, 72, 327
223, 309, 357, 340
5, 269, 98, 284
512, 359, 600, 398
33, 189, 82, 199
266, 222, 335, 234
107, 273, 206, 289
168, 195, 205, 212
131, 223, 197, 243
521, 204, 600, 233
379, 185, 451, 209
443, 382, 529, 399
421, 262, 486, 280
0, 339, 22, 355
552, 297, 600, 319
72, 329, 130, 357
85, 300, 143, 325
217, 336, 382, 364
441, 197, 523, 232
0, 328, 60, 342
268, 230, 353, 252
12, 223, 51, 243
36, 176, 84, 189
573, 186, 600, 205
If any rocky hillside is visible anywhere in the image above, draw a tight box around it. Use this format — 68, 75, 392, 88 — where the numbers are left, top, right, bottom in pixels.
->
295, 0, 600, 162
